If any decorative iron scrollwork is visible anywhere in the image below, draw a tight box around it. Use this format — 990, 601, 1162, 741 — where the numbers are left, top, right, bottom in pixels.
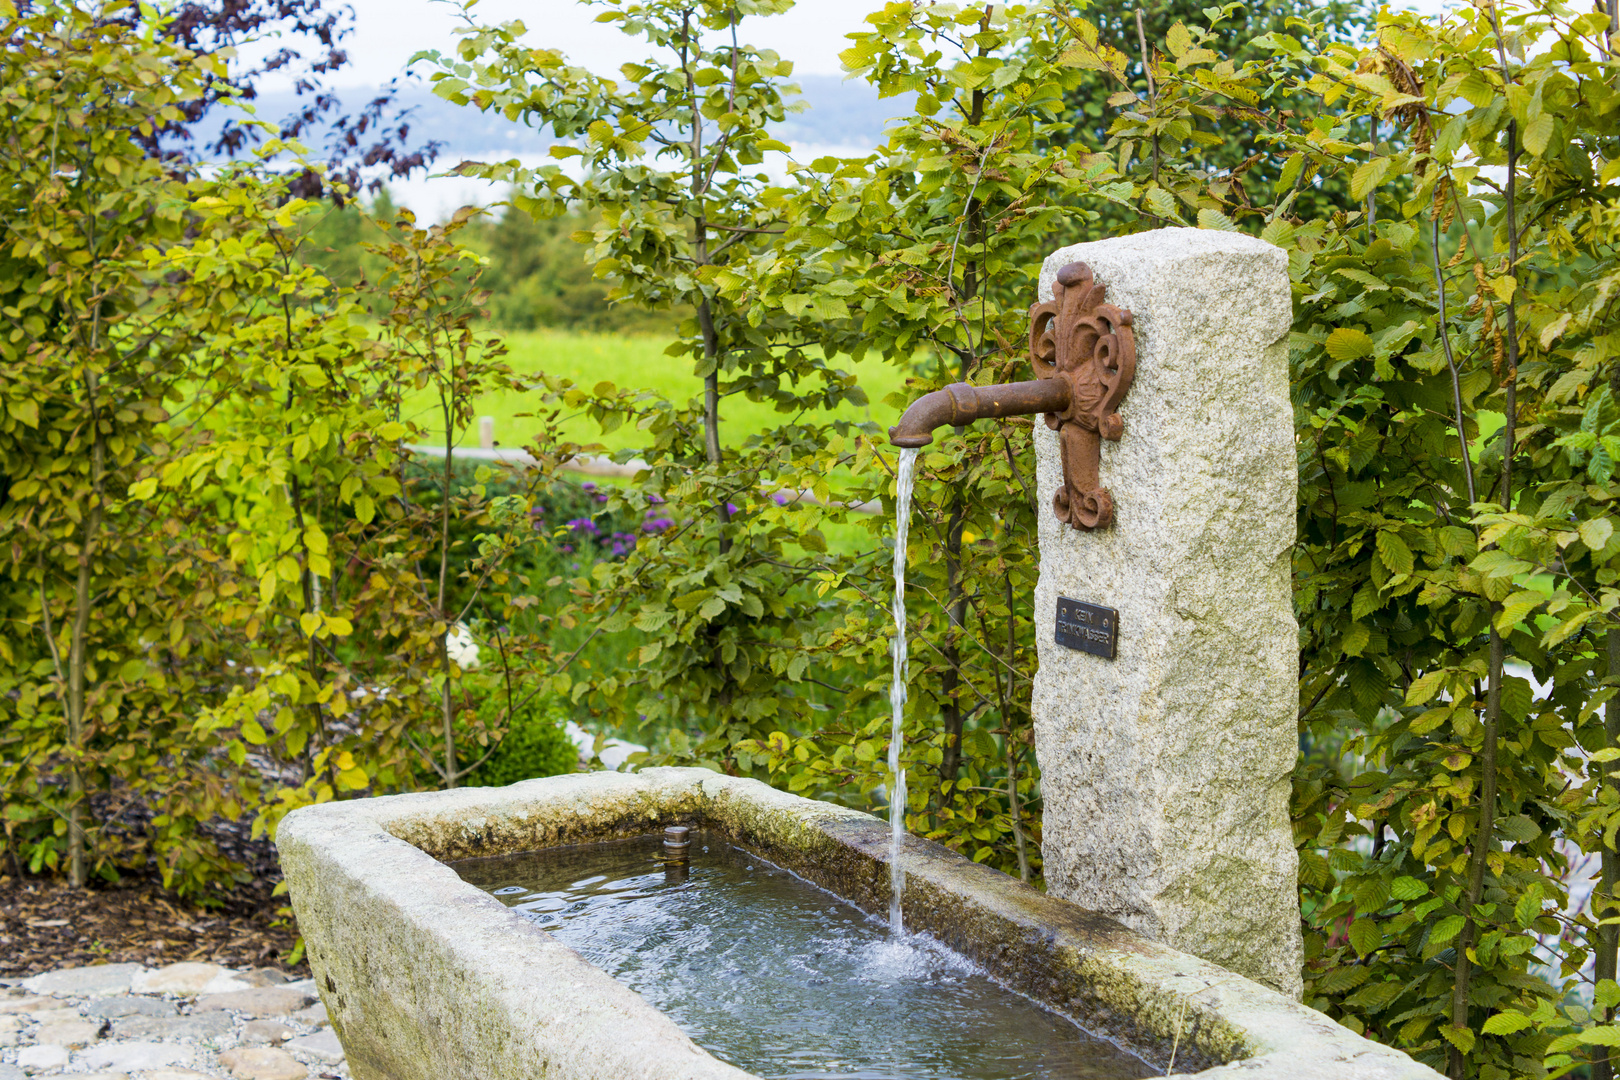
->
1027, 261, 1136, 531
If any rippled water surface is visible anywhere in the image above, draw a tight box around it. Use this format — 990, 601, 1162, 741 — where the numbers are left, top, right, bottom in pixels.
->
453, 835, 1153, 1080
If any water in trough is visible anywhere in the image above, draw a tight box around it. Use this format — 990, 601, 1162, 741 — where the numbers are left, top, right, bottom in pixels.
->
454, 834, 1152, 1080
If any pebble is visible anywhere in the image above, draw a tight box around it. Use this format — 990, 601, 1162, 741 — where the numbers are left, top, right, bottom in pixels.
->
87, 995, 177, 1019
29, 1007, 87, 1025
241, 1020, 294, 1045
289, 1004, 326, 1029
79, 1041, 194, 1072
240, 970, 291, 988
34, 1019, 103, 1048
115, 1013, 234, 1041
20, 963, 145, 998
0, 1019, 15, 1035
283, 1030, 344, 1064
0, 1065, 18, 1080
0, 999, 53, 1016
15, 1043, 69, 1071
132, 962, 232, 997
193, 988, 316, 1019
142, 1071, 224, 1080
217, 1046, 307, 1080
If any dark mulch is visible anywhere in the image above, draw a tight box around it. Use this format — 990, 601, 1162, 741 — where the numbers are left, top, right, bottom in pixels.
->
0, 874, 304, 979
0, 782, 307, 980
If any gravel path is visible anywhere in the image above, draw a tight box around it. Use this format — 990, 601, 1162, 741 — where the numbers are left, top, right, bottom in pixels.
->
0, 963, 349, 1080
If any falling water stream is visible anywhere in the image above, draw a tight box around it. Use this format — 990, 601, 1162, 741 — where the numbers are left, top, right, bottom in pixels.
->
888, 447, 918, 934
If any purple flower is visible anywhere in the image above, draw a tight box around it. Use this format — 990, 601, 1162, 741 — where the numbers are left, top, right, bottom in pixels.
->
725, 502, 739, 515
582, 482, 597, 492
772, 491, 790, 506
647, 494, 665, 505
643, 512, 673, 534
566, 517, 601, 536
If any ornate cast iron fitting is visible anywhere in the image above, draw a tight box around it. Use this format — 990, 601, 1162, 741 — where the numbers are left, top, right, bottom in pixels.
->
887, 260, 1136, 531
1028, 261, 1136, 530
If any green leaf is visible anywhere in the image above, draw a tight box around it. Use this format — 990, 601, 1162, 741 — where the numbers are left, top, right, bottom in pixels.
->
698, 596, 727, 620
1429, 913, 1466, 945
1521, 113, 1554, 157
1197, 208, 1238, 232
1497, 590, 1544, 631
1274, 152, 1304, 193
1405, 670, 1447, 706
1351, 158, 1390, 201
1581, 517, 1614, 552
1581, 1026, 1620, 1047
1497, 815, 1540, 844
1391, 876, 1428, 901
634, 608, 674, 633
6, 398, 38, 428
1324, 328, 1374, 362
1482, 1012, 1532, 1036
1514, 885, 1544, 928
1349, 916, 1382, 957
1165, 21, 1192, 57
1376, 531, 1414, 576
1596, 980, 1620, 1010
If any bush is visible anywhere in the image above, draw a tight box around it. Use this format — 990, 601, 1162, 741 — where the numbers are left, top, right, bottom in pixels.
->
462, 693, 579, 789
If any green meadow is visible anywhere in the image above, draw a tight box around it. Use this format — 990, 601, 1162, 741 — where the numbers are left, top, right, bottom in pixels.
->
400, 329, 915, 557
401, 329, 911, 455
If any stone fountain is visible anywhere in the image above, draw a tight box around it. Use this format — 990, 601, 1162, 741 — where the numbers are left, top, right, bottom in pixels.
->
277, 229, 1442, 1080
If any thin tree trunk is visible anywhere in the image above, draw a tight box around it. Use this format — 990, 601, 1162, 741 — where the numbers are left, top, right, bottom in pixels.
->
66, 370, 106, 889
1003, 578, 1030, 882
1597, 632, 1620, 1080
936, 498, 969, 816
1449, 85, 1519, 1076
439, 372, 457, 787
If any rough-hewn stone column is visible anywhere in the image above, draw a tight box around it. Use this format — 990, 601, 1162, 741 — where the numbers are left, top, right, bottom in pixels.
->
1031, 227, 1302, 998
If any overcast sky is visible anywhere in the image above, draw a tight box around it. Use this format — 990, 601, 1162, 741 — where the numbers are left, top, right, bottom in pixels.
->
268, 0, 1458, 91
308, 0, 876, 87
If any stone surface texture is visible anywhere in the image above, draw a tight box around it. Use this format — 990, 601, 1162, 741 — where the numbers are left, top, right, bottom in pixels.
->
14, 1044, 67, 1071
242, 1020, 295, 1045
33, 1018, 101, 1047
78, 1041, 193, 1071
217, 1046, 307, 1080
1031, 229, 1303, 998
0, 961, 343, 1080
278, 767, 1439, 1080
20, 964, 144, 998
284, 1030, 344, 1063
193, 987, 316, 1018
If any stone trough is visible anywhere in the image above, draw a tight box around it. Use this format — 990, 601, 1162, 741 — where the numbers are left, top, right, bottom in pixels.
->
278, 766, 1441, 1080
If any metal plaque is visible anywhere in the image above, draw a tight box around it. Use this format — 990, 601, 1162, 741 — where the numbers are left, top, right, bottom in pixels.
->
1054, 597, 1118, 660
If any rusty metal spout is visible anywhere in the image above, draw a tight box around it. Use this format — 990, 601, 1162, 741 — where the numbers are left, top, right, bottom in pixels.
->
887, 379, 1071, 449
884, 261, 1137, 530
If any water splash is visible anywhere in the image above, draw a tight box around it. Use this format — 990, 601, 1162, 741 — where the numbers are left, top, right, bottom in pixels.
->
889, 447, 918, 935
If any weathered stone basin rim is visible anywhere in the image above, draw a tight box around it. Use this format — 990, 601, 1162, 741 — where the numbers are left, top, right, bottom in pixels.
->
277, 767, 1440, 1080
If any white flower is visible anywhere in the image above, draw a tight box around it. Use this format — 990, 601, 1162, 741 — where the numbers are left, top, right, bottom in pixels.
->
446, 623, 482, 672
